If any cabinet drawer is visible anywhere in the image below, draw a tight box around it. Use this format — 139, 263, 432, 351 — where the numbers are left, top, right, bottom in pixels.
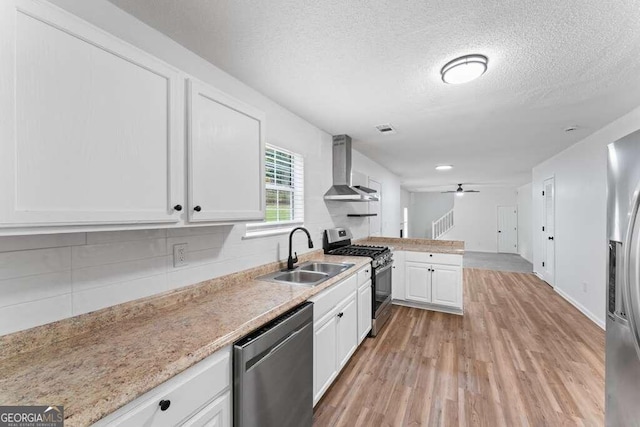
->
309, 274, 357, 322
405, 251, 462, 266
98, 347, 231, 426
357, 264, 372, 287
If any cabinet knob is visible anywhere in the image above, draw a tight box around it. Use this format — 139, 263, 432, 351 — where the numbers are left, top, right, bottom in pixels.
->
194, 206, 202, 212
173, 204, 182, 212
159, 400, 171, 411
548, 236, 554, 240
429, 254, 433, 257
337, 312, 344, 318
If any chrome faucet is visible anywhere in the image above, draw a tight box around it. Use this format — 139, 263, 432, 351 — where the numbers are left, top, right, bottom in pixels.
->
287, 227, 314, 270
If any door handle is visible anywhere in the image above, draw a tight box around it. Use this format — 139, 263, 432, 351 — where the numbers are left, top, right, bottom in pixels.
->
498, 230, 502, 233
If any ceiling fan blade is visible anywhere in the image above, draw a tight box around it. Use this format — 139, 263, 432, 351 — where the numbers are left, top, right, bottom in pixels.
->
464, 190, 480, 193
441, 191, 456, 193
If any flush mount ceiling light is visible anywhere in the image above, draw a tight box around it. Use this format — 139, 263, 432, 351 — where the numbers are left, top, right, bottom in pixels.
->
435, 165, 453, 171
441, 54, 488, 84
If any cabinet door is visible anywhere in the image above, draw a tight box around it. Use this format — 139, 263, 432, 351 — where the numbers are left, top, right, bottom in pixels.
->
182, 391, 230, 427
357, 281, 372, 343
391, 251, 405, 300
336, 294, 358, 369
187, 79, 265, 222
431, 265, 462, 308
313, 315, 337, 404
405, 262, 432, 303
0, 0, 183, 228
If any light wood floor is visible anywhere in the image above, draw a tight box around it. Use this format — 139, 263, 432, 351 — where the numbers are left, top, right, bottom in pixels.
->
313, 268, 605, 427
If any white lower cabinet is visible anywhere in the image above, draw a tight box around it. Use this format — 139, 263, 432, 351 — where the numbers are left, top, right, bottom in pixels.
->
313, 314, 338, 402
357, 280, 372, 343
394, 250, 464, 314
182, 391, 231, 427
431, 265, 462, 307
336, 294, 358, 368
405, 262, 432, 303
93, 347, 231, 427
309, 272, 362, 406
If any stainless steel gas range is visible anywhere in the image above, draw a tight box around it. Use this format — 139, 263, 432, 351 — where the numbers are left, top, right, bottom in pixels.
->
323, 228, 393, 336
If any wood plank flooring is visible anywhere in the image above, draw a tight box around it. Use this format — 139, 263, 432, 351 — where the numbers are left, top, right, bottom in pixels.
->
313, 268, 605, 427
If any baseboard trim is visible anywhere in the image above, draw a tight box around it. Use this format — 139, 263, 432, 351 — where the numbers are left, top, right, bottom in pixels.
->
554, 287, 606, 330
392, 299, 463, 316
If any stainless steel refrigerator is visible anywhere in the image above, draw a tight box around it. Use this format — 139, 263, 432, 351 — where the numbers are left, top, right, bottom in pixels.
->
607, 129, 640, 426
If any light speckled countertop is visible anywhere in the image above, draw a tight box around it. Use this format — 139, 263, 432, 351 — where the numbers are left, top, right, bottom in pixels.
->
357, 236, 465, 255
0, 251, 370, 427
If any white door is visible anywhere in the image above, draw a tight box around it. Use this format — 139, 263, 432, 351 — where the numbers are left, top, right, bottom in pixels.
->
542, 177, 556, 286
357, 281, 372, 343
431, 265, 462, 307
0, 0, 183, 228
497, 206, 518, 253
336, 295, 358, 369
405, 262, 432, 303
369, 178, 382, 236
187, 79, 265, 222
313, 315, 337, 404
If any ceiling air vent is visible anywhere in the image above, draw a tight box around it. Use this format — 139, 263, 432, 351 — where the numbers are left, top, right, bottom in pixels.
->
375, 123, 397, 135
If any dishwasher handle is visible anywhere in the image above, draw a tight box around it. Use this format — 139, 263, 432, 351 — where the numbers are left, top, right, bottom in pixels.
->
245, 324, 308, 372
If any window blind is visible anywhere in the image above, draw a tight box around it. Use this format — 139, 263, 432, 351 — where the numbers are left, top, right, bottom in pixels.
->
246, 144, 304, 234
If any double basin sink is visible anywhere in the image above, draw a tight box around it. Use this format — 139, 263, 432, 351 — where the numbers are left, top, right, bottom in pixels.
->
258, 261, 355, 286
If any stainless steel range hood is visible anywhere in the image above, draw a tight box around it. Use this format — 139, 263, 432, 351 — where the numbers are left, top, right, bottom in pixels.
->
324, 135, 380, 202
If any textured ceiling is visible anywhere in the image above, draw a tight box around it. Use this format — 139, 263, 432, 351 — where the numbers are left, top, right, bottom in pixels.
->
109, 0, 640, 191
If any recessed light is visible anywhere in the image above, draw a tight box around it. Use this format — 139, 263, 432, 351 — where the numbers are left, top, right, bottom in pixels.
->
441, 54, 488, 84
435, 165, 453, 171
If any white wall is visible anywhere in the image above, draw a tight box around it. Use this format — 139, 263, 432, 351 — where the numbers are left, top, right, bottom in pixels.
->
517, 183, 533, 262
532, 105, 640, 329
407, 192, 455, 239
0, 0, 401, 336
442, 188, 518, 252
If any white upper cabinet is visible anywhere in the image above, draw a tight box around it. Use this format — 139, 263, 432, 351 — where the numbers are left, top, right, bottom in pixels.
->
0, 0, 267, 235
187, 79, 265, 222
0, 0, 184, 230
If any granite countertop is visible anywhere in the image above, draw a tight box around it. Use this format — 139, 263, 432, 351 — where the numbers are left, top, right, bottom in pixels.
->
0, 251, 370, 427
357, 236, 465, 255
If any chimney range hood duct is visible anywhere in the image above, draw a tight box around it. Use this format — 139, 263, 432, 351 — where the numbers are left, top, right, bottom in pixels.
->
324, 135, 380, 202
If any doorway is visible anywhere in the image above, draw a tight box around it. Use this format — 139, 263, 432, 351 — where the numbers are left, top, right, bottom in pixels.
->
369, 178, 382, 236
497, 206, 518, 253
542, 177, 555, 286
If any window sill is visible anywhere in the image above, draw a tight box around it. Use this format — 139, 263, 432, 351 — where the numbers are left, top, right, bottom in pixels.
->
243, 223, 304, 240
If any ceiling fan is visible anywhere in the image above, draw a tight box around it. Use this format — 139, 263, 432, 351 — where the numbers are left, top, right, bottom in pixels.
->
441, 184, 480, 194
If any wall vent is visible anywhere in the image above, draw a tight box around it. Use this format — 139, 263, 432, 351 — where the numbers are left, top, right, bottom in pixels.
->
375, 123, 397, 135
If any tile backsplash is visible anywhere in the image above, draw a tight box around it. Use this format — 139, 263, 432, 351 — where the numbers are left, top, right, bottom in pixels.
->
0, 209, 372, 336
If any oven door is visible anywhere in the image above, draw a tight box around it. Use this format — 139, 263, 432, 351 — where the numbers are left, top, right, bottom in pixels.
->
373, 262, 392, 316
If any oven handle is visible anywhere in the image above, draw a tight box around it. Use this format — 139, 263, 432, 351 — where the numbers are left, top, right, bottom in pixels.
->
375, 262, 394, 275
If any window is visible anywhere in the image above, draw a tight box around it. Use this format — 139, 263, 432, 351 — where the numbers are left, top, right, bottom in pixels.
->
245, 144, 304, 237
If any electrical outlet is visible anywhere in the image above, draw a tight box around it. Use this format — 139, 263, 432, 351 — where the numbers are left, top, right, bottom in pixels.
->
173, 243, 188, 268
582, 282, 588, 293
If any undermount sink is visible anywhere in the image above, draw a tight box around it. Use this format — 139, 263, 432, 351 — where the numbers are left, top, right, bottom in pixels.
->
258, 261, 355, 286
298, 262, 352, 275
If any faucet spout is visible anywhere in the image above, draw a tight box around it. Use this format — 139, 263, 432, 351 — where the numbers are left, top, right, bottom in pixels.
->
287, 227, 314, 270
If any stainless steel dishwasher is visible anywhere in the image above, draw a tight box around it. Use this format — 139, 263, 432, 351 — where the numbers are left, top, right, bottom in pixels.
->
233, 301, 313, 427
